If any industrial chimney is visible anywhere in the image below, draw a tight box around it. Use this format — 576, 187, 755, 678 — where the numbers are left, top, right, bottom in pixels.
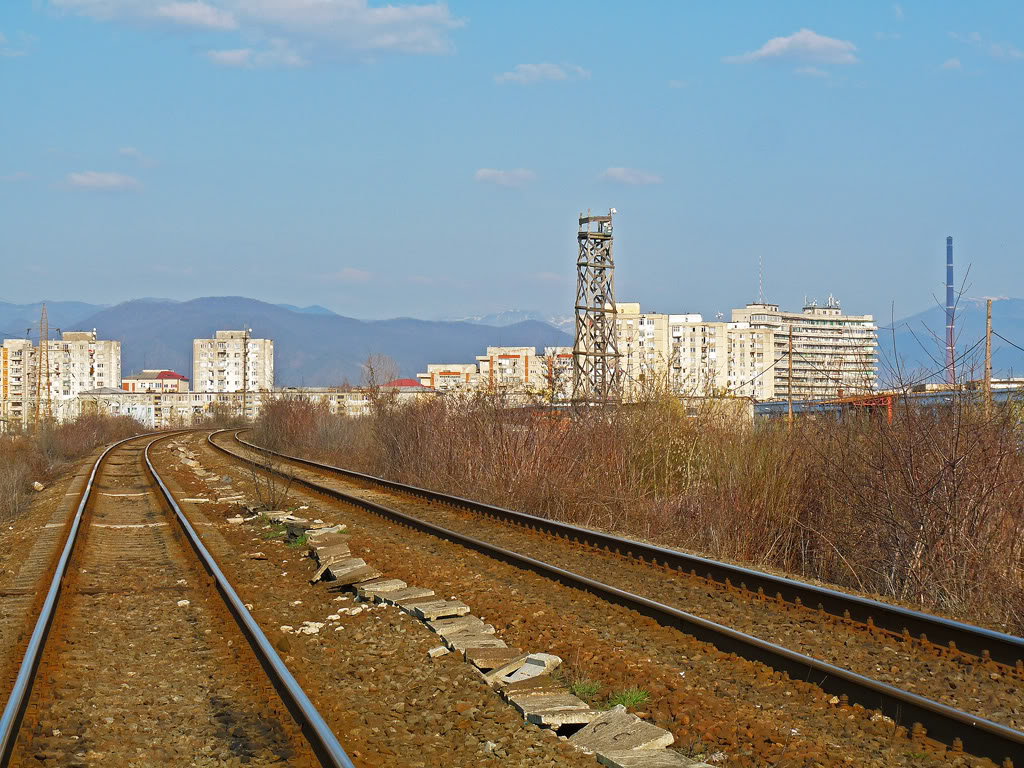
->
946, 236, 955, 385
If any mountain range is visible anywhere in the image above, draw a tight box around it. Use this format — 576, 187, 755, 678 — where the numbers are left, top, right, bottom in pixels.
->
877, 297, 1024, 383
1, 297, 572, 387
3, 296, 1022, 388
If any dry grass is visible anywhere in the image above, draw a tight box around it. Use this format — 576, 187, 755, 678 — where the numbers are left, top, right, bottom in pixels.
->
0, 414, 144, 522
253, 392, 1024, 634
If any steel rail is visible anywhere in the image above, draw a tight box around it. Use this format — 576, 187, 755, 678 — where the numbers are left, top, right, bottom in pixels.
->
144, 435, 356, 768
0, 433, 355, 768
227, 429, 1024, 669
0, 432, 161, 765
213, 429, 1024, 765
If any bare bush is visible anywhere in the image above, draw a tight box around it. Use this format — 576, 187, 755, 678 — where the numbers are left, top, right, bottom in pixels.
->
250, 392, 1024, 633
0, 414, 144, 522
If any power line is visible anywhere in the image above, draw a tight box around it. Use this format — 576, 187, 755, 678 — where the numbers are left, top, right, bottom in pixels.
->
992, 330, 1024, 355
725, 350, 789, 395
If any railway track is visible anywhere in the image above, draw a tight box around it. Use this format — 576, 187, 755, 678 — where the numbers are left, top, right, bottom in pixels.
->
213, 428, 1024, 767
0, 432, 355, 768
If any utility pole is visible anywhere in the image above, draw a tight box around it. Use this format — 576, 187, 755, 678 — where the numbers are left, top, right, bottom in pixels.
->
787, 325, 793, 430
35, 304, 51, 432
985, 298, 993, 416
241, 327, 249, 422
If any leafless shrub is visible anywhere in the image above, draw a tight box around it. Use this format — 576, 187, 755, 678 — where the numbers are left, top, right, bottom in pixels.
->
0, 414, 144, 522
248, 452, 294, 511
251, 390, 1024, 633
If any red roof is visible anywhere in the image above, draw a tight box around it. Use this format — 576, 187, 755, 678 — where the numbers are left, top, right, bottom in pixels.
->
384, 378, 424, 388
126, 370, 189, 381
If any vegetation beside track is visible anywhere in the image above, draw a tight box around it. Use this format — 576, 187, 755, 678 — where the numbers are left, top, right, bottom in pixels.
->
0, 414, 144, 522
251, 390, 1024, 635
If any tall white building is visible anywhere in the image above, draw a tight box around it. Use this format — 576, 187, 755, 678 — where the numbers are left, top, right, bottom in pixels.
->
615, 303, 671, 397
668, 316, 775, 400
1, 330, 121, 430
615, 297, 876, 402
192, 330, 274, 394
732, 297, 878, 401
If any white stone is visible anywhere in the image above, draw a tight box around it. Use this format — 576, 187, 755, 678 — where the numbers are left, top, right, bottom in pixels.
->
176, 600, 190, 607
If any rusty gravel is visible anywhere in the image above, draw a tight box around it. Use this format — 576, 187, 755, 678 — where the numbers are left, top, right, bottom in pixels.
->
183, 432, 1006, 767
154, 436, 598, 768
10, 436, 313, 767
219, 433, 1024, 733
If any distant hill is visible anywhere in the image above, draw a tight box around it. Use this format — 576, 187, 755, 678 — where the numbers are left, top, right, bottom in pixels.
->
878, 298, 1024, 384
450, 309, 574, 334
0, 300, 107, 339
69, 297, 572, 387
276, 304, 337, 316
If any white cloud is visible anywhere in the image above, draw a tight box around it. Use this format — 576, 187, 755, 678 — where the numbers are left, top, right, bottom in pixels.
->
206, 48, 251, 66
474, 168, 536, 187
68, 171, 140, 190
941, 57, 962, 71
0, 30, 29, 57
119, 146, 155, 166
494, 62, 590, 84
601, 167, 662, 186
893, 4, 904, 20
324, 267, 372, 283
667, 79, 686, 89
952, 31, 1024, 61
207, 39, 305, 67
989, 41, 1024, 60
725, 29, 858, 65
154, 2, 236, 29
1, 171, 31, 182
50, 0, 465, 59
795, 66, 830, 78
875, 31, 900, 41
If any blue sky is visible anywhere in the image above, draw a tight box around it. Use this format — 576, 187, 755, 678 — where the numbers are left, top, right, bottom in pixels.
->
2, 1, 1022, 323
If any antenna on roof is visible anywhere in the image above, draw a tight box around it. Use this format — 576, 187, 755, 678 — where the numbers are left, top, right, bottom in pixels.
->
758, 253, 764, 304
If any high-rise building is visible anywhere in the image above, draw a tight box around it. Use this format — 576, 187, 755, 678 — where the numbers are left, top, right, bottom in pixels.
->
615, 303, 671, 397
192, 330, 274, 394
732, 297, 877, 400
668, 316, 776, 400
1, 330, 121, 430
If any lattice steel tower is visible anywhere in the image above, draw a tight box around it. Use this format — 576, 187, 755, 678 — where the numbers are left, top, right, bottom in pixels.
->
573, 209, 621, 405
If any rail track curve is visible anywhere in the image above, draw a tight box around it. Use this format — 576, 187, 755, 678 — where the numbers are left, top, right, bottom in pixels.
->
215, 428, 1024, 767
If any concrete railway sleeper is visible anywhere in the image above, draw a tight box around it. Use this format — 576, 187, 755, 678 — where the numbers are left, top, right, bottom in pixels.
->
212, 429, 1024, 767
225, 430, 1024, 670
0, 432, 355, 768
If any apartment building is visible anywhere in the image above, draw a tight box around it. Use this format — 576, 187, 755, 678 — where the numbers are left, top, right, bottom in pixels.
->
615, 303, 671, 397
1, 339, 33, 431
418, 346, 573, 401
667, 317, 770, 399
74, 386, 409, 428
192, 330, 274, 394
418, 363, 478, 391
1, 330, 121, 430
732, 296, 878, 401
122, 369, 190, 393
